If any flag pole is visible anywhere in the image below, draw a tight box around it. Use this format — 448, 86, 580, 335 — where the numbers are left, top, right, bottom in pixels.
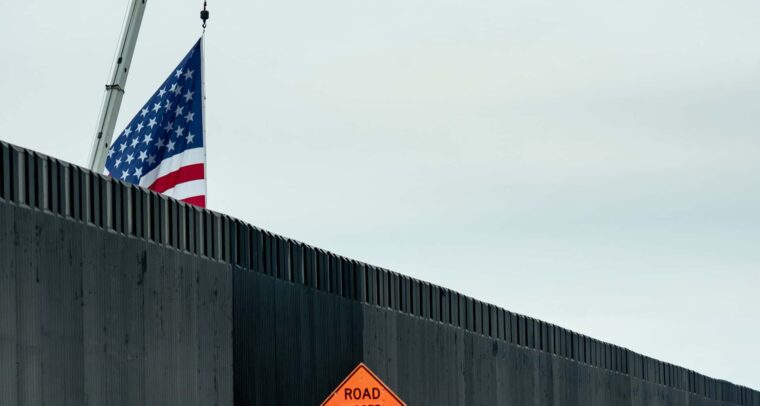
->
88, 0, 148, 173
200, 1, 209, 206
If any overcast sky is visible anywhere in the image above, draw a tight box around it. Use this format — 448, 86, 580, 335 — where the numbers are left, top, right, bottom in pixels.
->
1, 0, 759, 389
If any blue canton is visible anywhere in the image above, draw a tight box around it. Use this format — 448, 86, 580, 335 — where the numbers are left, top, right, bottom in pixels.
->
105, 39, 204, 183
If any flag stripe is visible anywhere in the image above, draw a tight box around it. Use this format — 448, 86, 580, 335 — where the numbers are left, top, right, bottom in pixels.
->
147, 163, 205, 193
161, 179, 206, 201
181, 195, 206, 207
138, 147, 205, 188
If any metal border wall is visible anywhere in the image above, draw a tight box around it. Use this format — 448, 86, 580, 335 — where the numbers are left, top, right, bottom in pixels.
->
0, 140, 757, 404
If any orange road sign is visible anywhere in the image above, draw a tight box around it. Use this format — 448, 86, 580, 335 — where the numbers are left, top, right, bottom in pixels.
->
321, 363, 406, 406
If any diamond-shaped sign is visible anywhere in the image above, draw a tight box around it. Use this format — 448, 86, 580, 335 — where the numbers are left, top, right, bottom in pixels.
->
321, 363, 406, 406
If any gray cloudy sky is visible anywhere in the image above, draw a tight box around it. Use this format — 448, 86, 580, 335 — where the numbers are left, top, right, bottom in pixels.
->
2, 0, 759, 389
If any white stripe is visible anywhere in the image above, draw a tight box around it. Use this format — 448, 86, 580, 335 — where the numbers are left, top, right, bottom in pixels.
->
138, 147, 205, 187
162, 179, 206, 201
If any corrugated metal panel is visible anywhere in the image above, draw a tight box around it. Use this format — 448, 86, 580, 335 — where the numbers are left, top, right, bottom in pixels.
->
1, 199, 233, 405
0, 200, 19, 405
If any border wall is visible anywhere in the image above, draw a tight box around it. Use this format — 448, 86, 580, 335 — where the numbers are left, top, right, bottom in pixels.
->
0, 141, 758, 405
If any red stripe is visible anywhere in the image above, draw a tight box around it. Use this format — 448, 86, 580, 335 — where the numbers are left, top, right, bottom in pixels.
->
147, 163, 205, 193
182, 195, 206, 208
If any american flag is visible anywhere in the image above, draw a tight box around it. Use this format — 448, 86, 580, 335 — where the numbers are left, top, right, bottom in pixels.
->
105, 39, 206, 207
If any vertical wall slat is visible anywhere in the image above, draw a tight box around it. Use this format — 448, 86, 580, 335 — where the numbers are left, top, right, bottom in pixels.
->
0, 143, 9, 201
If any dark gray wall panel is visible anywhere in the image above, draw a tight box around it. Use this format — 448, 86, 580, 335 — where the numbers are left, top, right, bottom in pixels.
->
232, 268, 364, 406
0, 201, 233, 406
361, 302, 749, 406
0, 204, 18, 405
197, 254, 234, 406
